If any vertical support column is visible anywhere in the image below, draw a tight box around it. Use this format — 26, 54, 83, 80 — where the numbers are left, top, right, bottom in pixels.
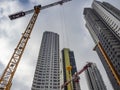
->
97, 42, 120, 85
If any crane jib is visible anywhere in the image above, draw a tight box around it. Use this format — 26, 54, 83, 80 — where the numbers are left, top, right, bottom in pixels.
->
8, 0, 72, 20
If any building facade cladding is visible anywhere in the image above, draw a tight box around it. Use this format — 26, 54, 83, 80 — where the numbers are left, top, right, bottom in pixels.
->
31, 31, 60, 90
69, 51, 80, 90
83, 1, 120, 90
85, 63, 107, 90
61, 48, 80, 90
92, 1, 120, 40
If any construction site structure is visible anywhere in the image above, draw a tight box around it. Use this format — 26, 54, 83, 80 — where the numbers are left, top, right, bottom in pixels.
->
62, 48, 81, 90
61, 62, 93, 89
0, 0, 71, 90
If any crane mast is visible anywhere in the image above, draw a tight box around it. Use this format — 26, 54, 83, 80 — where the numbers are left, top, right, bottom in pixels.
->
0, 6, 41, 90
0, 0, 71, 90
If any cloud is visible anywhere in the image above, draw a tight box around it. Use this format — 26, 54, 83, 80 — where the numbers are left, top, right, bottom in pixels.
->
12, 77, 30, 90
0, 8, 3, 14
18, 0, 29, 3
0, 29, 8, 38
0, 61, 4, 75
0, 0, 120, 90
17, 0, 30, 8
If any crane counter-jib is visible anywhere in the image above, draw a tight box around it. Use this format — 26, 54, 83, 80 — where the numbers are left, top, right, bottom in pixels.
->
9, 0, 72, 20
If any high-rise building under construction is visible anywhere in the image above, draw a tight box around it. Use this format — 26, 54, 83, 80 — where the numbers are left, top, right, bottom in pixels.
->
61, 48, 80, 90
83, 0, 120, 90
85, 63, 107, 90
31, 31, 60, 90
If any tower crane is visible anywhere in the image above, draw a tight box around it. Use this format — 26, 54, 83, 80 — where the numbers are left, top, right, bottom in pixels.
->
61, 62, 92, 89
0, 0, 71, 90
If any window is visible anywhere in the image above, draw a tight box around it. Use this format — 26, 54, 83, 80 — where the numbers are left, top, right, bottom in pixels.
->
45, 86, 48, 88
117, 55, 120, 58
112, 23, 116, 29
36, 86, 40, 88
53, 86, 57, 89
114, 25, 118, 31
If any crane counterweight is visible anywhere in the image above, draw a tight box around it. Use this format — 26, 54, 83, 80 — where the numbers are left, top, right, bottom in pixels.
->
9, 11, 25, 20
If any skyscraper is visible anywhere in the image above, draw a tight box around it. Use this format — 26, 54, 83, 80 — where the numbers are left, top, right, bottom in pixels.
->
31, 31, 60, 90
61, 48, 80, 90
85, 63, 107, 90
83, 1, 120, 90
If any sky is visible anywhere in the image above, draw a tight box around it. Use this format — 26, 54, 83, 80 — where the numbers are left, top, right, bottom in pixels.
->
0, 0, 120, 90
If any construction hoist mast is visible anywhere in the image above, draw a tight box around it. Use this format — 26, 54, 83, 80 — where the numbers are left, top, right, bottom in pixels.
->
0, 0, 71, 90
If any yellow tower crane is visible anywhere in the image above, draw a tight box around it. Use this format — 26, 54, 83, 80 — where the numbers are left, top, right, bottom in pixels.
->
0, 0, 71, 90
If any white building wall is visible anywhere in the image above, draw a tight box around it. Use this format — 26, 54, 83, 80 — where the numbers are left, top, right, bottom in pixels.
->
31, 31, 60, 90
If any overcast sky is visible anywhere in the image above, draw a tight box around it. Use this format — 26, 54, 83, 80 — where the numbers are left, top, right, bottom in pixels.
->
0, 0, 120, 90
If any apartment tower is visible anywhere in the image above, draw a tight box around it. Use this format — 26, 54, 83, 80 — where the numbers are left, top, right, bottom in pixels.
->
61, 48, 80, 90
83, 1, 120, 90
85, 63, 107, 90
31, 31, 60, 90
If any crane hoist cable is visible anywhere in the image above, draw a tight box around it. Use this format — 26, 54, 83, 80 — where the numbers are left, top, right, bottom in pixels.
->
0, 0, 71, 90
60, 5, 67, 48
61, 6, 70, 48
